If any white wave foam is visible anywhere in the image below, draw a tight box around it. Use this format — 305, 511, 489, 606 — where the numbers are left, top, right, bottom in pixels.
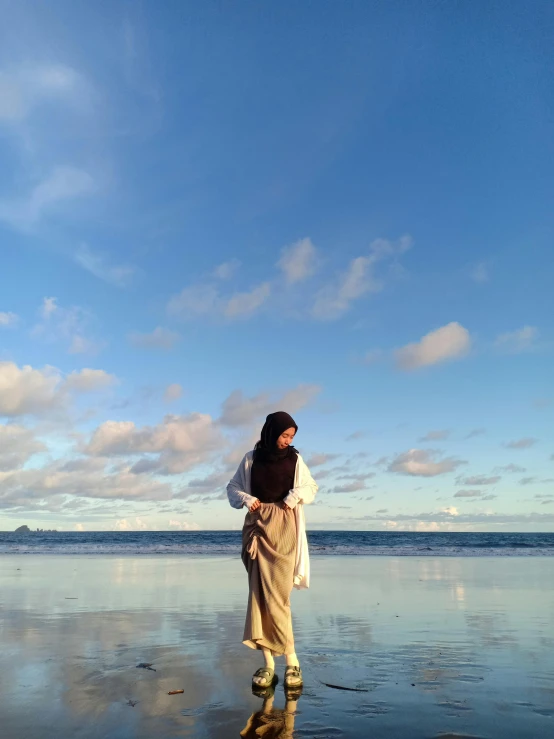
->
1, 544, 553, 556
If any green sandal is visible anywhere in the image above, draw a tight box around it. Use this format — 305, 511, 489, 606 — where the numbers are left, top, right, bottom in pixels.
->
284, 665, 303, 689
252, 681, 276, 700
252, 667, 277, 689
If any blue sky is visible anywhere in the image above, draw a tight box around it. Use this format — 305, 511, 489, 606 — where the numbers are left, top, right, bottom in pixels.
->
1, 0, 553, 532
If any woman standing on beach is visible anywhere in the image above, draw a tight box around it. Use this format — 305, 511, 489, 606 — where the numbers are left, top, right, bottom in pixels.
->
227, 411, 318, 691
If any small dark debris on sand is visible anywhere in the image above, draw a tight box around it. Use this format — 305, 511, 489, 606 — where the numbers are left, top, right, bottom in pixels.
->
136, 662, 156, 671
168, 690, 184, 695
321, 682, 369, 692
126, 700, 138, 707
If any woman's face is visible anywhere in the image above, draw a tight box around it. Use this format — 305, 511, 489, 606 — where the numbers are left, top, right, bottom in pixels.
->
276, 427, 296, 450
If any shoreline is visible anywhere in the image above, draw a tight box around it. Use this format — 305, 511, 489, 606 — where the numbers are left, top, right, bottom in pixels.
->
2, 549, 554, 556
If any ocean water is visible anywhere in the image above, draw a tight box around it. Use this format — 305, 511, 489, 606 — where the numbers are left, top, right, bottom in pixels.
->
1, 530, 553, 556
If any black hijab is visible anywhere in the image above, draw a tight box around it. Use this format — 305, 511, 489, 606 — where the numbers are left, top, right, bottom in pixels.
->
254, 411, 298, 462
251, 411, 298, 504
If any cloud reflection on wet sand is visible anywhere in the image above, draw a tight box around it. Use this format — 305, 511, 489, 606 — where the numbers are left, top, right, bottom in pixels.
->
0, 555, 553, 738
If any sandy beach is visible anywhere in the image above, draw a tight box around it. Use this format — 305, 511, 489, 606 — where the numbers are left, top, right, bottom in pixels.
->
1, 555, 553, 738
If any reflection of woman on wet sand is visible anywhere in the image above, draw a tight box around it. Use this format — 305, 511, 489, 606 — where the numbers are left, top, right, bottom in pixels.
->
239, 692, 298, 739
227, 412, 318, 691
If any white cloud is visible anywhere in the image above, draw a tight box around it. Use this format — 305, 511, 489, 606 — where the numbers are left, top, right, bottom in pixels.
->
454, 489, 483, 498
457, 475, 500, 486
364, 235, 413, 261
494, 326, 538, 354
183, 470, 230, 494
0, 458, 172, 511
63, 369, 117, 393
168, 235, 409, 324
74, 244, 136, 287
0, 361, 64, 417
504, 438, 537, 449
41, 297, 57, 320
332, 480, 368, 493
336, 471, 375, 482
352, 510, 554, 528
346, 430, 366, 441
224, 282, 271, 319
164, 383, 183, 403
85, 413, 223, 474
395, 322, 471, 371
219, 384, 321, 427
0, 166, 95, 232
388, 448, 467, 477
0, 362, 117, 418
0, 425, 45, 471
167, 279, 271, 321
278, 238, 317, 284
68, 335, 100, 355
493, 463, 526, 474
32, 297, 102, 355
0, 63, 82, 122
465, 428, 486, 439
0, 312, 18, 327
305, 453, 339, 468
312, 235, 412, 320
75, 523, 85, 531
223, 433, 261, 468
213, 259, 240, 280
112, 517, 149, 531
129, 458, 160, 474
312, 256, 377, 320
129, 327, 181, 350
168, 519, 201, 531
382, 512, 461, 532
471, 262, 489, 283
419, 429, 450, 442
167, 284, 220, 319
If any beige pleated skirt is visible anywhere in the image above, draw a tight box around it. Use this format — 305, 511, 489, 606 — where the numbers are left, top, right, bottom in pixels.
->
241, 502, 297, 656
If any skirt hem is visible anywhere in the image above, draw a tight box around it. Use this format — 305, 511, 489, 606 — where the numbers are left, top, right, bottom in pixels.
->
242, 638, 288, 657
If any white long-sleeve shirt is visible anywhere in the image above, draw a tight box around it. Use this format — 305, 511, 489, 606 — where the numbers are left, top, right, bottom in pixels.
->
226, 450, 318, 590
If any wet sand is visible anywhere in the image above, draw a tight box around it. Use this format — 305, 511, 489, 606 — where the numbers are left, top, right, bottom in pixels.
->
1, 555, 553, 738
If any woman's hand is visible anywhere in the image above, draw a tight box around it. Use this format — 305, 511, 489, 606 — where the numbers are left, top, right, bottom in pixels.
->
249, 499, 261, 512
282, 501, 291, 511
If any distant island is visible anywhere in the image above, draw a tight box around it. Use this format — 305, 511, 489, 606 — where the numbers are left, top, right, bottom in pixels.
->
15, 525, 57, 533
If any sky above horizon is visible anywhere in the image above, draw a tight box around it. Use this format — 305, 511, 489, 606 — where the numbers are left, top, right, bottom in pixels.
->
1, 1, 553, 533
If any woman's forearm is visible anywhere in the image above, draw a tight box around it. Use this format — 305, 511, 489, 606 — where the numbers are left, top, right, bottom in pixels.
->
227, 483, 257, 509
